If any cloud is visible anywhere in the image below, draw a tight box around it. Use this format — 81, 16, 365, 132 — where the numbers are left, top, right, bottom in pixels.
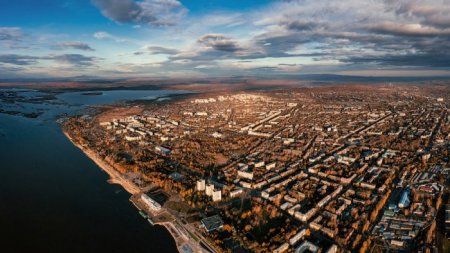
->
0, 54, 39, 65
277, 63, 303, 72
93, 31, 128, 42
237, 0, 450, 69
0, 64, 28, 79
0, 27, 24, 41
51, 54, 98, 66
2, 42, 31, 50
368, 22, 450, 37
164, 34, 245, 64
54, 41, 95, 51
343, 52, 450, 68
93, 31, 111, 39
95, 0, 450, 76
283, 20, 323, 32
0, 64, 25, 72
92, 0, 187, 26
393, 1, 450, 29
133, 45, 180, 56
143, 45, 180, 54
153, 0, 450, 76
165, 31, 326, 72
7, 0, 450, 77
0, 54, 98, 67
197, 34, 241, 52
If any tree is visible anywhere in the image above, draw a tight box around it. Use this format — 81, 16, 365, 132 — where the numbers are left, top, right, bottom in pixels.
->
223, 224, 233, 233
360, 239, 371, 253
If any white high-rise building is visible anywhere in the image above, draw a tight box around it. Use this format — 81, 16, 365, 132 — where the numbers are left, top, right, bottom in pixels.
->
212, 190, 222, 202
196, 179, 206, 191
205, 184, 214, 196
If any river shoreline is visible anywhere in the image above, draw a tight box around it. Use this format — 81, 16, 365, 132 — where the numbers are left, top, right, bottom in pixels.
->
62, 129, 194, 253
63, 130, 140, 195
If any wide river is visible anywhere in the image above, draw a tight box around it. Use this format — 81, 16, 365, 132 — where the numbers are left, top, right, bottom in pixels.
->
0, 89, 182, 253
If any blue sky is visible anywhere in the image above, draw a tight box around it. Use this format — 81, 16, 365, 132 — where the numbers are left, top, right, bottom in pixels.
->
1, 0, 450, 79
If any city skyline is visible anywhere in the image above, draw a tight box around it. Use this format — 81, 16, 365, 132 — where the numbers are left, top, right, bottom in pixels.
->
2, 0, 450, 79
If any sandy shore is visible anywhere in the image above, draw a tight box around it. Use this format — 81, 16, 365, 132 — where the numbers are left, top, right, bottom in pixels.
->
63, 130, 140, 195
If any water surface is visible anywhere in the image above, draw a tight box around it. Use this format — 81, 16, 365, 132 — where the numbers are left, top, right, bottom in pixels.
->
0, 89, 181, 253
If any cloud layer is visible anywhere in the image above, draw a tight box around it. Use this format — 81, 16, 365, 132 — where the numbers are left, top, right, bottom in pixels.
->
2, 0, 450, 78
246, 0, 450, 69
92, 0, 187, 26
0, 54, 98, 67
161, 0, 450, 75
0, 27, 24, 41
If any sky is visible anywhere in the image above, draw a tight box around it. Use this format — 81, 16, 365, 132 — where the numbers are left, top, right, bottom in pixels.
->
1, 0, 450, 79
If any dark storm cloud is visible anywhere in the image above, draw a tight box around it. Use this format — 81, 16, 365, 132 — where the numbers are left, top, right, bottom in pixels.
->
92, 0, 186, 26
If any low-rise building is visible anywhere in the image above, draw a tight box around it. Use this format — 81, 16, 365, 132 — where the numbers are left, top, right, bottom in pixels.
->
141, 194, 161, 212
201, 215, 224, 233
